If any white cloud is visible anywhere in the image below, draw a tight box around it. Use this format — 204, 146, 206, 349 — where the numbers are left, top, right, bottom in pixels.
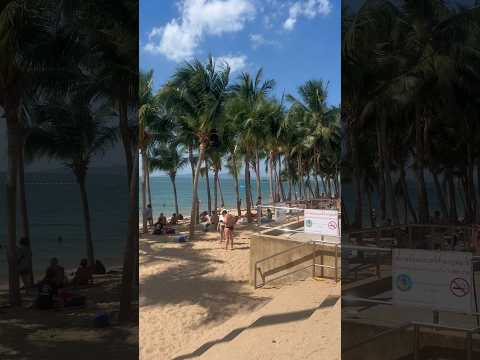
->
216, 54, 247, 73
249, 33, 279, 49
144, 0, 256, 62
283, 0, 331, 31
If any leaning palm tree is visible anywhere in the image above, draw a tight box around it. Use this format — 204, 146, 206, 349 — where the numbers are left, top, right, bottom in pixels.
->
26, 91, 117, 268
170, 56, 230, 238
149, 143, 188, 216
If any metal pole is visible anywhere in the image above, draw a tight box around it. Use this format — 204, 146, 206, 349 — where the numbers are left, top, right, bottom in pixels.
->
335, 244, 339, 282
312, 243, 316, 278
466, 332, 472, 360
413, 324, 420, 360
254, 262, 257, 289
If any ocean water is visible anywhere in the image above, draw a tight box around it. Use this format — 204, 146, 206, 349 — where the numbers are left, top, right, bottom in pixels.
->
0, 171, 129, 279
143, 175, 275, 218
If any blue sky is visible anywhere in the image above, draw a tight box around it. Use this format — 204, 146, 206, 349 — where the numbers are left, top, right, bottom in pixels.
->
140, 0, 341, 106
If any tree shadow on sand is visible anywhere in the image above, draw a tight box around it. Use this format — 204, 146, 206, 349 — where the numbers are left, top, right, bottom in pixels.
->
0, 274, 138, 360
140, 239, 271, 327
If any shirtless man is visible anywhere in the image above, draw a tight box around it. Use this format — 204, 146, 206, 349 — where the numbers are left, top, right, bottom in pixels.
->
223, 210, 237, 250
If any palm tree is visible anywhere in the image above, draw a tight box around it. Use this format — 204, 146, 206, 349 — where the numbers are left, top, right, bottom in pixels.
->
229, 69, 275, 219
27, 90, 117, 268
149, 142, 188, 216
170, 56, 230, 238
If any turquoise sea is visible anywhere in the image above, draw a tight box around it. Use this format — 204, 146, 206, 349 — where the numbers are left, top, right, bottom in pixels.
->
143, 174, 275, 218
0, 171, 129, 280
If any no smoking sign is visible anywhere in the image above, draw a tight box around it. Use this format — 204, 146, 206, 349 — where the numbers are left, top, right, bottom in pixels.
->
328, 220, 337, 230
450, 278, 470, 298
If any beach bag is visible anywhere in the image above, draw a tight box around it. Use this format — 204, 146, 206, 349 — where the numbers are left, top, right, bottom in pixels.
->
93, 312, 110, 328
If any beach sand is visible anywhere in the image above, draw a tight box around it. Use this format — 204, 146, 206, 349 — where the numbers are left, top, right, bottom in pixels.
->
140, 222, 340, 360
0, 271, 138, 360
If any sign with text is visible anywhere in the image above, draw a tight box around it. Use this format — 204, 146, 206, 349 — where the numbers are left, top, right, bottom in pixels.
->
304, 209, 340, 238
392, 249, 474, 313
274, 203, 287, 222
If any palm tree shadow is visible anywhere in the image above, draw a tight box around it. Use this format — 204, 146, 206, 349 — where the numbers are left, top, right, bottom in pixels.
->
172, 294, 340, 359
140, 241, 268, 326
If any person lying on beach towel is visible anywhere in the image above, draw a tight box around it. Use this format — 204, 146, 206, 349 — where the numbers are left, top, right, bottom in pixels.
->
72, 259, 93, 287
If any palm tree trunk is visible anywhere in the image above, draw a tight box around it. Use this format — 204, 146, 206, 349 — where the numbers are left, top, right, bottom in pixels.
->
278, 154, 286, 201
213, 169, 219, 211
431, 170, 448, 220
255, 150, 262, 200
446, 168, 458, 223
232, 155, 242, 216
415, 112, 429, 223
351, 126, 363, 229
205, 159, 212, 214
146, 157, 153, 210
77, 174, 95, 268
190, 143, 206, 238
170, 173, 180, 215
141, 150, 148, 232
119, 153, 139, 323
268, 152, 275, 203
18, 140, 33, 285
244, 154, 253, 222
217, 175, 225, 207
399, 165, 417, 223
119, 100, 133, 184
6, 111, 21, 306
380, 119, 399, 224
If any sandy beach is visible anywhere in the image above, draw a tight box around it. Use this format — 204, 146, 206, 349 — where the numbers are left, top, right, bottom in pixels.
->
0, 271, 138, 360
139, 222, 340, 360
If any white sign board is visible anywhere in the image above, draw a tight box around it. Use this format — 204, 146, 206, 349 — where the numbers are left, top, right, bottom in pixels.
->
274, 203, 287, 222
392, 249, 474, 313
304, 209, 340, 237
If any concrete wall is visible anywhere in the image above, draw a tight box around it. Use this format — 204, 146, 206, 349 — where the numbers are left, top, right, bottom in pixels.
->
250, 234, 341, 287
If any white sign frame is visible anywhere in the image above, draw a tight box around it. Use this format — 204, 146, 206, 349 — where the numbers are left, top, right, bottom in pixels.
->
304, 209, 340, 237
392, 249, 474, 314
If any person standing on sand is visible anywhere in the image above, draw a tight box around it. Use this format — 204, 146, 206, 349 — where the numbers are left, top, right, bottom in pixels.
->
218, 210, 226, 242
144, 204, 153, 228
17, 237, 33, 291
224, 210, 237, 250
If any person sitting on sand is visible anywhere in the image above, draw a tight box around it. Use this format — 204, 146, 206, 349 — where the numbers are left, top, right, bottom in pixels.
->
201, 213, 211, 232
177, 213, 184, 220
36, 268, 59, 310
223, 210, 237, 250
72, 259, 93, 287
210, 210, 219, 228
169, 213, 178, 225
46, 257, 66, 288
154, 213, 167, 232
199, 211, 209, 223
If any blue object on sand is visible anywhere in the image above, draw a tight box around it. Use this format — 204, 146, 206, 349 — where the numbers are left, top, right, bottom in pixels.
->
177, 235, 187, 243
93, 312, 110, 328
